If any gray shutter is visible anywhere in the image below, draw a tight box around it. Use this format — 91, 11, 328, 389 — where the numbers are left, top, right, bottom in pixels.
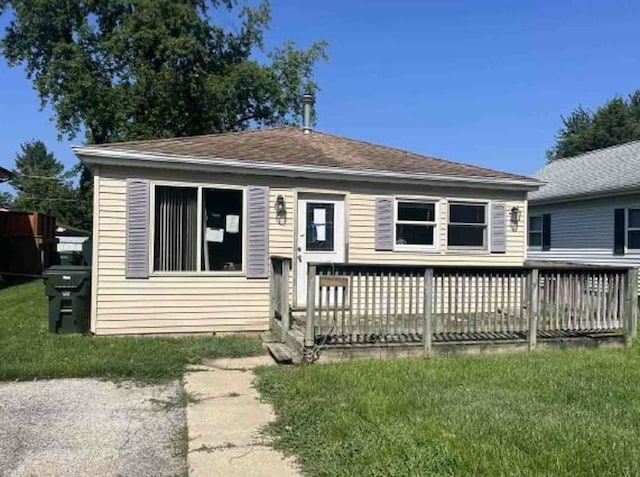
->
126, 179, 150, 278
375, 197, 394, 251
490, 203, 506, 253
246, 185, 270, 278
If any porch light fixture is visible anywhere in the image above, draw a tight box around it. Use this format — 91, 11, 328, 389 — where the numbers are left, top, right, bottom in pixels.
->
275, 194, 286, 218
510, 206, 520, 225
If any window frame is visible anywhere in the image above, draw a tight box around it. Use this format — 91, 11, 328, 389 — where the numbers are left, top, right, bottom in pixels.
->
446, 201, 489, 250
149, 181, 247, 276
626, 208, 640, 251
393, 198, 439, 252
528, 214, 543, 249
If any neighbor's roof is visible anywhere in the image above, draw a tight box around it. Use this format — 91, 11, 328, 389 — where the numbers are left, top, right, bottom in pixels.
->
74, 127, 539, 189
529, 140, 640, 203
0, 166, 12, 182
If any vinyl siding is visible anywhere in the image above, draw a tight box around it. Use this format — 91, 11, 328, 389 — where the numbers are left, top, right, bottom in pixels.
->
93, 165, 527, 335
528, 194, 640, 292
94, 168, 289, 335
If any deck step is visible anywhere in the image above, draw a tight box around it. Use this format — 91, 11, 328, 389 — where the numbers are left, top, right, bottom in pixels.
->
267, 343, 294, 364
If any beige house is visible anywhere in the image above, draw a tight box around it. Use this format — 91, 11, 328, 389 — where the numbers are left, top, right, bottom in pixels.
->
74, 126, 540, 336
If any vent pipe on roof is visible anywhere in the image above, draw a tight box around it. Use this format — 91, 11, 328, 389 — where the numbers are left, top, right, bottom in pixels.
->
302, 94, 314, 134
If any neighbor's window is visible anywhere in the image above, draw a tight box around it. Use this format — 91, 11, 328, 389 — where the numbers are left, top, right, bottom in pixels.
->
628, 209, 640, 249
447, 202, 487, 248
528, 215, 542, 247
395, 200, 437, 248
154, 185, 244, 272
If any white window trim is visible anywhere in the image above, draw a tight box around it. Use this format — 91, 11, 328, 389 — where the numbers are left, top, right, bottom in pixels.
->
626, 208, 640, 251
528, 214, 543, 250
149, 180, 247, 276
393, 198, 439, 252
446, 201, 488, 250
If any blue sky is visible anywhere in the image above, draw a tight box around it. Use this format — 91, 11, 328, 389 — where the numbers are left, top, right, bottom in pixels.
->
1, 0, 639, 179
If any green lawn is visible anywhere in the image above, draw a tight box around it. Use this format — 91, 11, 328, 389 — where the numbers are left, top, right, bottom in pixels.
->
0, 280, 262, 382
257, 345, 640, 476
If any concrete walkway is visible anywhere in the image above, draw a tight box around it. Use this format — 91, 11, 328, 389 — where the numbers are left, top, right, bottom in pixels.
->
184, 356, 301, 477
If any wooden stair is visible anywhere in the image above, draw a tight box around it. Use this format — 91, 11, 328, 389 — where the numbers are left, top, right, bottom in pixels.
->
266, 343, 294, 364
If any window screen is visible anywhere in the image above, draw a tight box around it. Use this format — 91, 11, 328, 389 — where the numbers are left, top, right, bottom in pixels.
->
448, 203, 487, 248
395, 201, 436, 247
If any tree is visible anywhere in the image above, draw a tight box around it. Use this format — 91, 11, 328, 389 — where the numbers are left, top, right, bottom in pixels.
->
547, 91, 640, 161
9, 140, 75, 222
0, 0, 328, 226
0, 192, 12, 208
0, 1, 327, 140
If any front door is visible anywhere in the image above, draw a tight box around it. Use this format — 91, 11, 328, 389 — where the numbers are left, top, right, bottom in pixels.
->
295, 194, 346, 306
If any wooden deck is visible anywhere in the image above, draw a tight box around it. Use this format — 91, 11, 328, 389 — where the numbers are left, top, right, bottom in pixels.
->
315, 329, 624, 346
270, 258, 637, 363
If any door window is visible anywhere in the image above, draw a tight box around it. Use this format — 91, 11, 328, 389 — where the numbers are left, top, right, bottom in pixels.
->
306, 203, 335, 251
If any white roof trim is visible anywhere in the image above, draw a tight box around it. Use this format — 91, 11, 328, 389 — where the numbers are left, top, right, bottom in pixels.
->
73, 146, 542, 191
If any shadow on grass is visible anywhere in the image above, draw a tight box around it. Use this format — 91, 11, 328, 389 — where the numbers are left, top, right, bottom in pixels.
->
0, 276, 39, 292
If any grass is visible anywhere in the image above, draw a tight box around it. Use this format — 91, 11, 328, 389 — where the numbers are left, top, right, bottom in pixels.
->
257, 345, 640, 476
0, 279, 263, 383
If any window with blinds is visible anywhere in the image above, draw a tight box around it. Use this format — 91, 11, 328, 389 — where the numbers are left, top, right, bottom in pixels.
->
153, 186, 198, 271
152, 185, 245, 272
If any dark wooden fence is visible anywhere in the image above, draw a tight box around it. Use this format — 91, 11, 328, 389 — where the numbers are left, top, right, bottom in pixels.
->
300, 263, 638, 354
0, 211, 56, 276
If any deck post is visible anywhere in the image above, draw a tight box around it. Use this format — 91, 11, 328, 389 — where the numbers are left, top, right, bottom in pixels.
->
625, 268, 638, 346
280, 259, 291, 343
423, 268, 434, 357
268, 258, 275, 333
528, 268, 539, 351
304, 264, 317, 360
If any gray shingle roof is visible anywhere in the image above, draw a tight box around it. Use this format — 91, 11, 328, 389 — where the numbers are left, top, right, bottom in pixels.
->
81, 127, 538, 183
529, 140, 640, 203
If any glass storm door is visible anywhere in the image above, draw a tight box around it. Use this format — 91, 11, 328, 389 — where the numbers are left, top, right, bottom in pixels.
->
295, 195, 345, 306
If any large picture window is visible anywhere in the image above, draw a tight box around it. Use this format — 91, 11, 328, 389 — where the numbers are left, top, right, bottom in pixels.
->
447, 202, 487, 248
394, 200, 437, 249
153, 185, 244, 272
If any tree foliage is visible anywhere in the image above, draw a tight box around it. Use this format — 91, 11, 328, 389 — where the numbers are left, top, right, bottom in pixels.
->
0, 192, 13, 209
0, 0, 327, 143
547, 91, 640, 161
9, 140, 76, 223
0, 0, 327, 229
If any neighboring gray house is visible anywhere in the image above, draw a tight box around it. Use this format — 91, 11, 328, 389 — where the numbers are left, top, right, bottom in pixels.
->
528, 141, 640, 288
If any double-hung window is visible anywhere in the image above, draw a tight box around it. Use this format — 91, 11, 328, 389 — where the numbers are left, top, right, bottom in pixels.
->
447, 202, 487, 248
627, 209, 640, 249
528, 215, 543, 247
394, 200, 437, 249
153, 184, 244, 272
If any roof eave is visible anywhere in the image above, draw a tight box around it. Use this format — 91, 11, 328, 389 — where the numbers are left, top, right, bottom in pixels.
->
73, 146, 542, 192
529, 186, 640, 205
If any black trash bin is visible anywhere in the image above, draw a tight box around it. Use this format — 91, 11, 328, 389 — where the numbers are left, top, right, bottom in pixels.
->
43, 265, 91, 334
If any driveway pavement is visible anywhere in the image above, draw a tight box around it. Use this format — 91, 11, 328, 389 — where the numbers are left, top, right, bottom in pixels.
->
0, 379, 185, 477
